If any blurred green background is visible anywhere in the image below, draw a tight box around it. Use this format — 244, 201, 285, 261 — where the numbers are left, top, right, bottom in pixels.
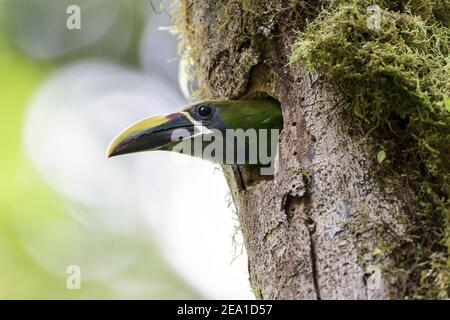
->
0, 0, 199, 299
0, 0, 250, 299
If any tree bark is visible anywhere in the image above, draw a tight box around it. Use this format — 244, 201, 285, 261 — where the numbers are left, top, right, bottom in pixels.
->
175, 0, 418, 299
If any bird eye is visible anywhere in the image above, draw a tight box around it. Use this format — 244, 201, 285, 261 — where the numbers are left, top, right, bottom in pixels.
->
197, 104, 213, 118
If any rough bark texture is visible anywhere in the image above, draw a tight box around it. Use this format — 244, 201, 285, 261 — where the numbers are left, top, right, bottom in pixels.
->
175, 0, 419, 299
225, 72, 414, 300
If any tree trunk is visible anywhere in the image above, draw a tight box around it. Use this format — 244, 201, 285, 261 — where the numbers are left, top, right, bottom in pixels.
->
174, 0, 424, 299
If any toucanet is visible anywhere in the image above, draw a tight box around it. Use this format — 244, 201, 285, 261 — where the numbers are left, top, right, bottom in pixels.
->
106, 99, 283, 165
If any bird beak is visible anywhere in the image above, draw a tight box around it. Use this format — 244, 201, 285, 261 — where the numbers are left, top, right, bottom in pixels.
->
106, 112, 197, 158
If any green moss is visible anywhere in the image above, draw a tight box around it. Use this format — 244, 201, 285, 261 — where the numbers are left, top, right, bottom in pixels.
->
250, 282, 263, 299
290, 1, 450, 298
172, 0, 323, 98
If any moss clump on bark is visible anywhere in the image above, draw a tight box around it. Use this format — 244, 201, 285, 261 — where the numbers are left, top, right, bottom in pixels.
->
290, 1, 450, 298
171, 0, 323, 98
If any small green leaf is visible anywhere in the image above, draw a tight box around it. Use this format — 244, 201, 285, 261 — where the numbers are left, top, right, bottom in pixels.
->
372, 247, 383, 257
444, 95, 450, 113
377, 149, 386, 163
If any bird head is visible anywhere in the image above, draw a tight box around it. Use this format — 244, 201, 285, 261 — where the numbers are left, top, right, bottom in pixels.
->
106, 99, 283, 165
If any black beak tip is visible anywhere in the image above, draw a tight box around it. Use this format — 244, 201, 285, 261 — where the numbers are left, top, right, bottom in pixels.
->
106, 142, 127, 159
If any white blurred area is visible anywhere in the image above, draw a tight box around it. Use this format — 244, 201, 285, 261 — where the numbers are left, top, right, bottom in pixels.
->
19, 8, 253, 299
